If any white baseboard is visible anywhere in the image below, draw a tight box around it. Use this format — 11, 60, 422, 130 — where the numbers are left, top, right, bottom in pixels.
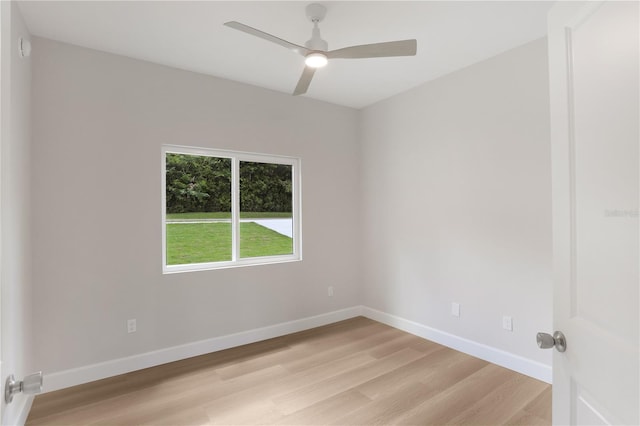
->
361, 306, 552, 384
16, 395, 34, 426
43, 306, 363, 393
2, 394, 34, 426
43, 304, 550, 394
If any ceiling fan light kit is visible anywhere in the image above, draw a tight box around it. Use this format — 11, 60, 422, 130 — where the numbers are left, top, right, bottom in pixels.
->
305, 52, 328, 68
224, 3, 417, 96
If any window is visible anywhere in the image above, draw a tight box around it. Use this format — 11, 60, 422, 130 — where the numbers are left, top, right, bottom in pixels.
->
162, 145, 301, 273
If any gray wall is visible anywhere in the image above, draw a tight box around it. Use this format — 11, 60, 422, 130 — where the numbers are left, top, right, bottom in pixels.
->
31, 37, 362, 374
1, 2, 33, 424
359, 38, 552, 365
30, 34, 553, 386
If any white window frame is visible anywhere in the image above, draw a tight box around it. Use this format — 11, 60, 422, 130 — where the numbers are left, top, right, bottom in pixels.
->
162, 145, 302, 273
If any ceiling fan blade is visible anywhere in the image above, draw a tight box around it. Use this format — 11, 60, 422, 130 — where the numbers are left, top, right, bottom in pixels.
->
224, 21, 310, 56
293, 66, 316, 96
327, 39, 417, 59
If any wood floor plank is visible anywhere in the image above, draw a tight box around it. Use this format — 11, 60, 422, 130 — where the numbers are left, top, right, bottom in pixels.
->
272, 347, 425, 415
355, 346, 454, 400
93, 364, 290, 425
447, 372, 550, 425
275, 390, 372, 425
287, 317, 387, 351
26, 375, 130, 422
120, 405, 211, 426
28, 331, 294, 423
393, 363, 517, 425
505, 411, 550, 426
366, 333, 421, 358
332, 380, 440, 425
32, 365, 283, 426
214, 342, 308, 380
281, 326, 399, 374
27, 317, 551, 426
203, 351, 376, 422
523, 386, 553, 421
207, 398, 284, 425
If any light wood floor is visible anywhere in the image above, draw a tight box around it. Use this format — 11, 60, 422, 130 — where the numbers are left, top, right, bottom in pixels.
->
27, 317, 551, 425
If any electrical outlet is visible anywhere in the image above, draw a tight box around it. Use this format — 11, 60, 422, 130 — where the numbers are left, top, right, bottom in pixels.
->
127, 319, 137, 333
502, 316, 513, 331
328, 286, 334, 297
451, 302, 460, 317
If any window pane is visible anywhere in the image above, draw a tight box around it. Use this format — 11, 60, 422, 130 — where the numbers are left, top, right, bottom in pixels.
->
165, 153, 231, 264
239, 161, 293, 258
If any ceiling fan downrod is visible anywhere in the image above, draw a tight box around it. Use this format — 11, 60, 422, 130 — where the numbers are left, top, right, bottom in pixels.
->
305, 4, 328, 51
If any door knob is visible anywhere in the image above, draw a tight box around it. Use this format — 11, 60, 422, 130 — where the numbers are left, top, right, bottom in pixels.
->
536, 331, 567, 352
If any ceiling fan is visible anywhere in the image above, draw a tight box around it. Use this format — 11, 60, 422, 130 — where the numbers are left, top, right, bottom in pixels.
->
224, 3, 417, 96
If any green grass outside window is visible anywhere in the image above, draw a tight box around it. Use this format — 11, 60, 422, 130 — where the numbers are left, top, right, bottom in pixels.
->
166, 222, 293, 265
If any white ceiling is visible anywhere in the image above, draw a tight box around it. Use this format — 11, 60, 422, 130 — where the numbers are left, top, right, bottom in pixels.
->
18, 1, 553, 109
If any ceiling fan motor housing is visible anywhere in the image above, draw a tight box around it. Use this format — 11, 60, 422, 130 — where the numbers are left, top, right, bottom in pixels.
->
305, 25, 328, 51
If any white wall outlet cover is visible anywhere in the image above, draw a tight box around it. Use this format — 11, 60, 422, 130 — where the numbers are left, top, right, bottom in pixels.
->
127, 319, 137, 333
502, 316, 513, 331
451, 302, 460, 317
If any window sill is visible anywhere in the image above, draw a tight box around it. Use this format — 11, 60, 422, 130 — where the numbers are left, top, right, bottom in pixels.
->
163, 255, 302, 274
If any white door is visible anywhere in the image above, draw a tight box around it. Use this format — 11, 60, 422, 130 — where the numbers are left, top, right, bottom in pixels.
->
0, 0, 4, 421
548, 1, 639, 425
